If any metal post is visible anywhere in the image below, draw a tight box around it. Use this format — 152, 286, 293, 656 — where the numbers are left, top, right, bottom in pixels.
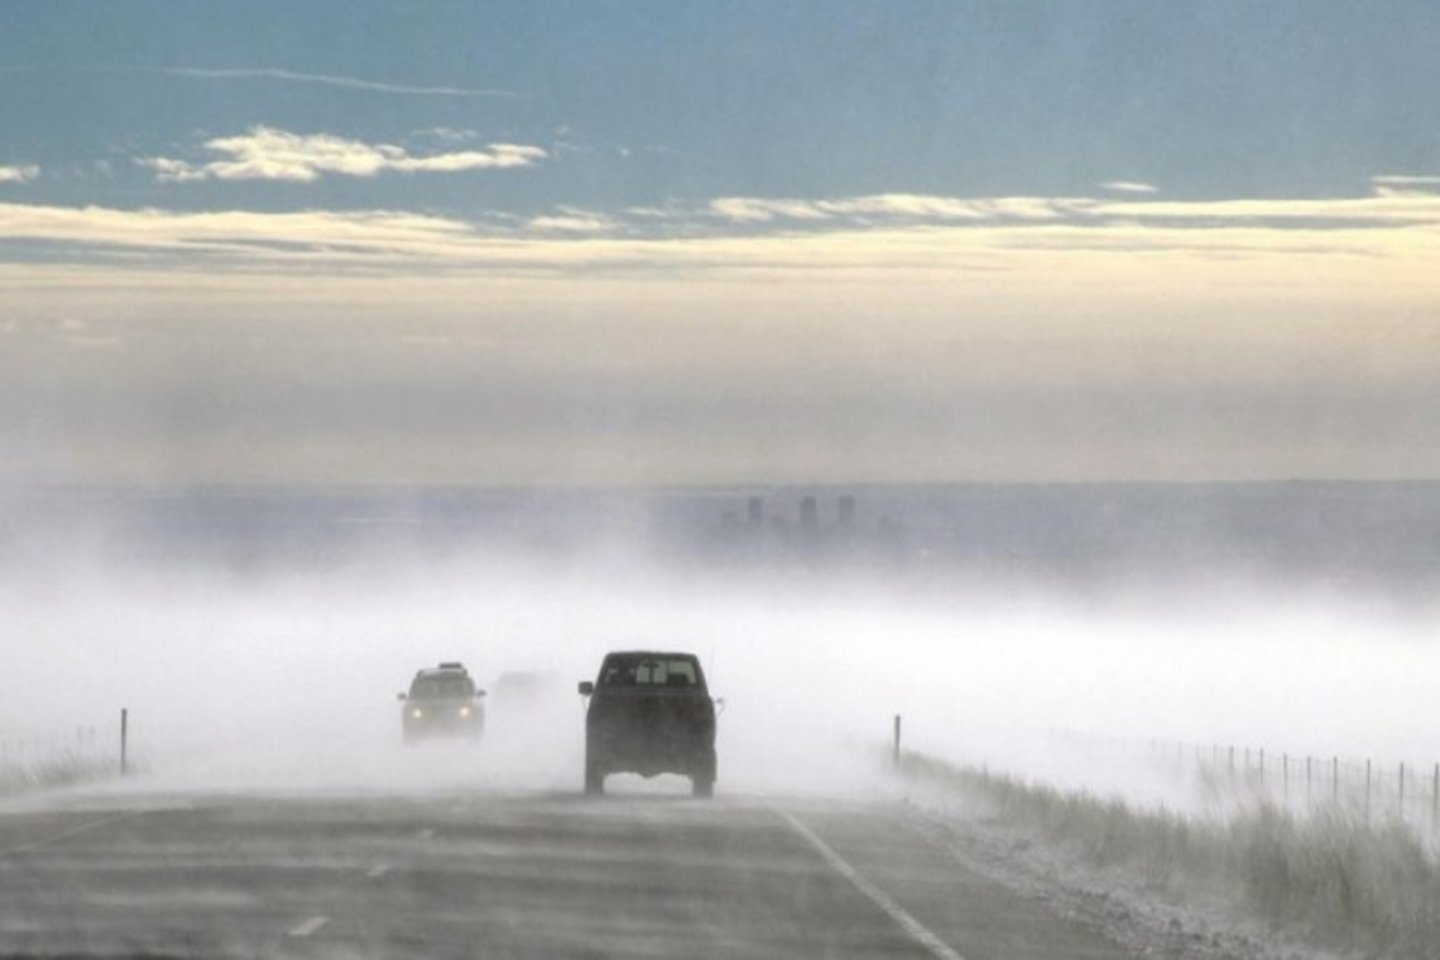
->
120, 708, 128, 777
1306, 756, 1312, 807
1282, 753, 1288, 800
1365, 759, 1372, 823
892, 714, 901, 769
1333, 757, 1339, 805
1400, 762, 1406, 817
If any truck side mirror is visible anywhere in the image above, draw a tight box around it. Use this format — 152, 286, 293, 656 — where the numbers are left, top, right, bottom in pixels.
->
396, 692, 407, 701
578, 681, 594, 696
475, 689, 487, 698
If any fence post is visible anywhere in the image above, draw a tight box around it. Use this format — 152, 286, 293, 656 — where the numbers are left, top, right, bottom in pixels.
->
1333, 756, 1339, 805
1282, 753, 1288, 801
120, 708, 128, 777
1306, 756, 1312, 807
1365, 759, 1372, 823
893, 714, 901, 769
1259, 749, 1265, 787
1400, 762, 1406, 818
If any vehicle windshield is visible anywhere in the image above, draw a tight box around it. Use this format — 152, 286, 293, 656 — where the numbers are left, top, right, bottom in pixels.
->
599, 656, 700, 688
409, 677, 475, 700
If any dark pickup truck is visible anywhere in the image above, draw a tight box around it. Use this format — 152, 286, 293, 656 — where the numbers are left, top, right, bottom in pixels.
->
578, 651, 718, 797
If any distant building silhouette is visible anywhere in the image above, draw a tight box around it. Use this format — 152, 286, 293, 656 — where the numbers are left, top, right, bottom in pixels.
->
799, 495, 818, 531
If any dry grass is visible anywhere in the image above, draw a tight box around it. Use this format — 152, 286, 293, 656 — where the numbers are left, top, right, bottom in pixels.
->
901, 752, 1440, 959
0, 751, 116, 798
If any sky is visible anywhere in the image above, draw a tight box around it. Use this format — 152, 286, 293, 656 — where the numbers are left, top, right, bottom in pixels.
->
3, 1, 1440, 486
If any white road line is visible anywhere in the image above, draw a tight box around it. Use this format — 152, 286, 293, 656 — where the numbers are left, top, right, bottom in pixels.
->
366, 864, 391, 879
0, 812, 145, 858
287, 915, 329, 938
775, 808, 967, 960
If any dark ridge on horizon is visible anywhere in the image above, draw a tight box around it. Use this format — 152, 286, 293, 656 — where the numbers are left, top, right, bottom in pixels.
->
5, 480, 1440, 601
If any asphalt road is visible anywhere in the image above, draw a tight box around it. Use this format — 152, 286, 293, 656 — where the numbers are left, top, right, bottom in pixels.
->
0, 782, 1139, 959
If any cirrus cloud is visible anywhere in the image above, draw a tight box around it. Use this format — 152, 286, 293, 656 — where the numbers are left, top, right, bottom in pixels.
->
3, 185, 1440, 284
1371, 174, 1440, 198
1098, 180, 1159, 195
0, 164, 40, 184
141, 127, 546, 183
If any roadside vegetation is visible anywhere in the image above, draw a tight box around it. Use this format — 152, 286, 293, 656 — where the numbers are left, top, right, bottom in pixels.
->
0, 749, 115, 799
900, 752, 1440, 959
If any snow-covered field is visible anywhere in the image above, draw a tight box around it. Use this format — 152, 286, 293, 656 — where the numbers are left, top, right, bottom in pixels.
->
899, 750, 1439, 960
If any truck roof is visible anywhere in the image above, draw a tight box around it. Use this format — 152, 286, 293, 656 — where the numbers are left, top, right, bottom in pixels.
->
415, 661, 470, 679
601, 650, 700, 661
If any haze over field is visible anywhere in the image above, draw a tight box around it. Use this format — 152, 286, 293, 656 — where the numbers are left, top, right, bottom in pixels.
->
3, 489, 1438, 815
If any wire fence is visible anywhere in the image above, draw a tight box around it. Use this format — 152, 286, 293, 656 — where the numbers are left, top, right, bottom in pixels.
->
1146, 738, 1440, 827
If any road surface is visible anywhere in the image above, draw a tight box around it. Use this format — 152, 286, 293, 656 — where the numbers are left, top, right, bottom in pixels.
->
0, 782, 1139, 959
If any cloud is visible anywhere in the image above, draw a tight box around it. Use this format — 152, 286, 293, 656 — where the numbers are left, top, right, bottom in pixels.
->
1371, 174, 1440, 198
701, 190, 1440, 233
142, 128, 546, 183
708, 197, 836, 223
3, 186, 1440, 292
417, 127, 480, 143
526, 210, 616, 233
158, 67, 517, 99
0, 165, 39, 184
707, 194, 1093, 225
1099, 181, 1159, 195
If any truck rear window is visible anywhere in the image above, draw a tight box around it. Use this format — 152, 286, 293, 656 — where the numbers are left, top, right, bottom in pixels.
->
600, 656, 699, 688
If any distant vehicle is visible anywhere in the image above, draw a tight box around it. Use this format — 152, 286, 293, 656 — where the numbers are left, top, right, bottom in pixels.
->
578, 651, 718, 797
398, 662, 486, 744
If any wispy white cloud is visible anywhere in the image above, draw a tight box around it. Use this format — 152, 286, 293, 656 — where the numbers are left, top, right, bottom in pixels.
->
708, 193, 1093, 224
142, 127, 546, 183
708, 197, 834, 223
0, 164, 39, 184
526, 209, 616, 233
1099, 180, 1159, 195
1371, 174, 1440, 197
702, 190, 1440, 232
159, 67, 517, 99
4, 186, 1440, 284
417, 127, 480, 143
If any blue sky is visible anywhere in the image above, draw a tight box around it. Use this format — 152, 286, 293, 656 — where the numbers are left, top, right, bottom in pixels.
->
3, 2, 1440, 485
6, 1, 1439, 211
